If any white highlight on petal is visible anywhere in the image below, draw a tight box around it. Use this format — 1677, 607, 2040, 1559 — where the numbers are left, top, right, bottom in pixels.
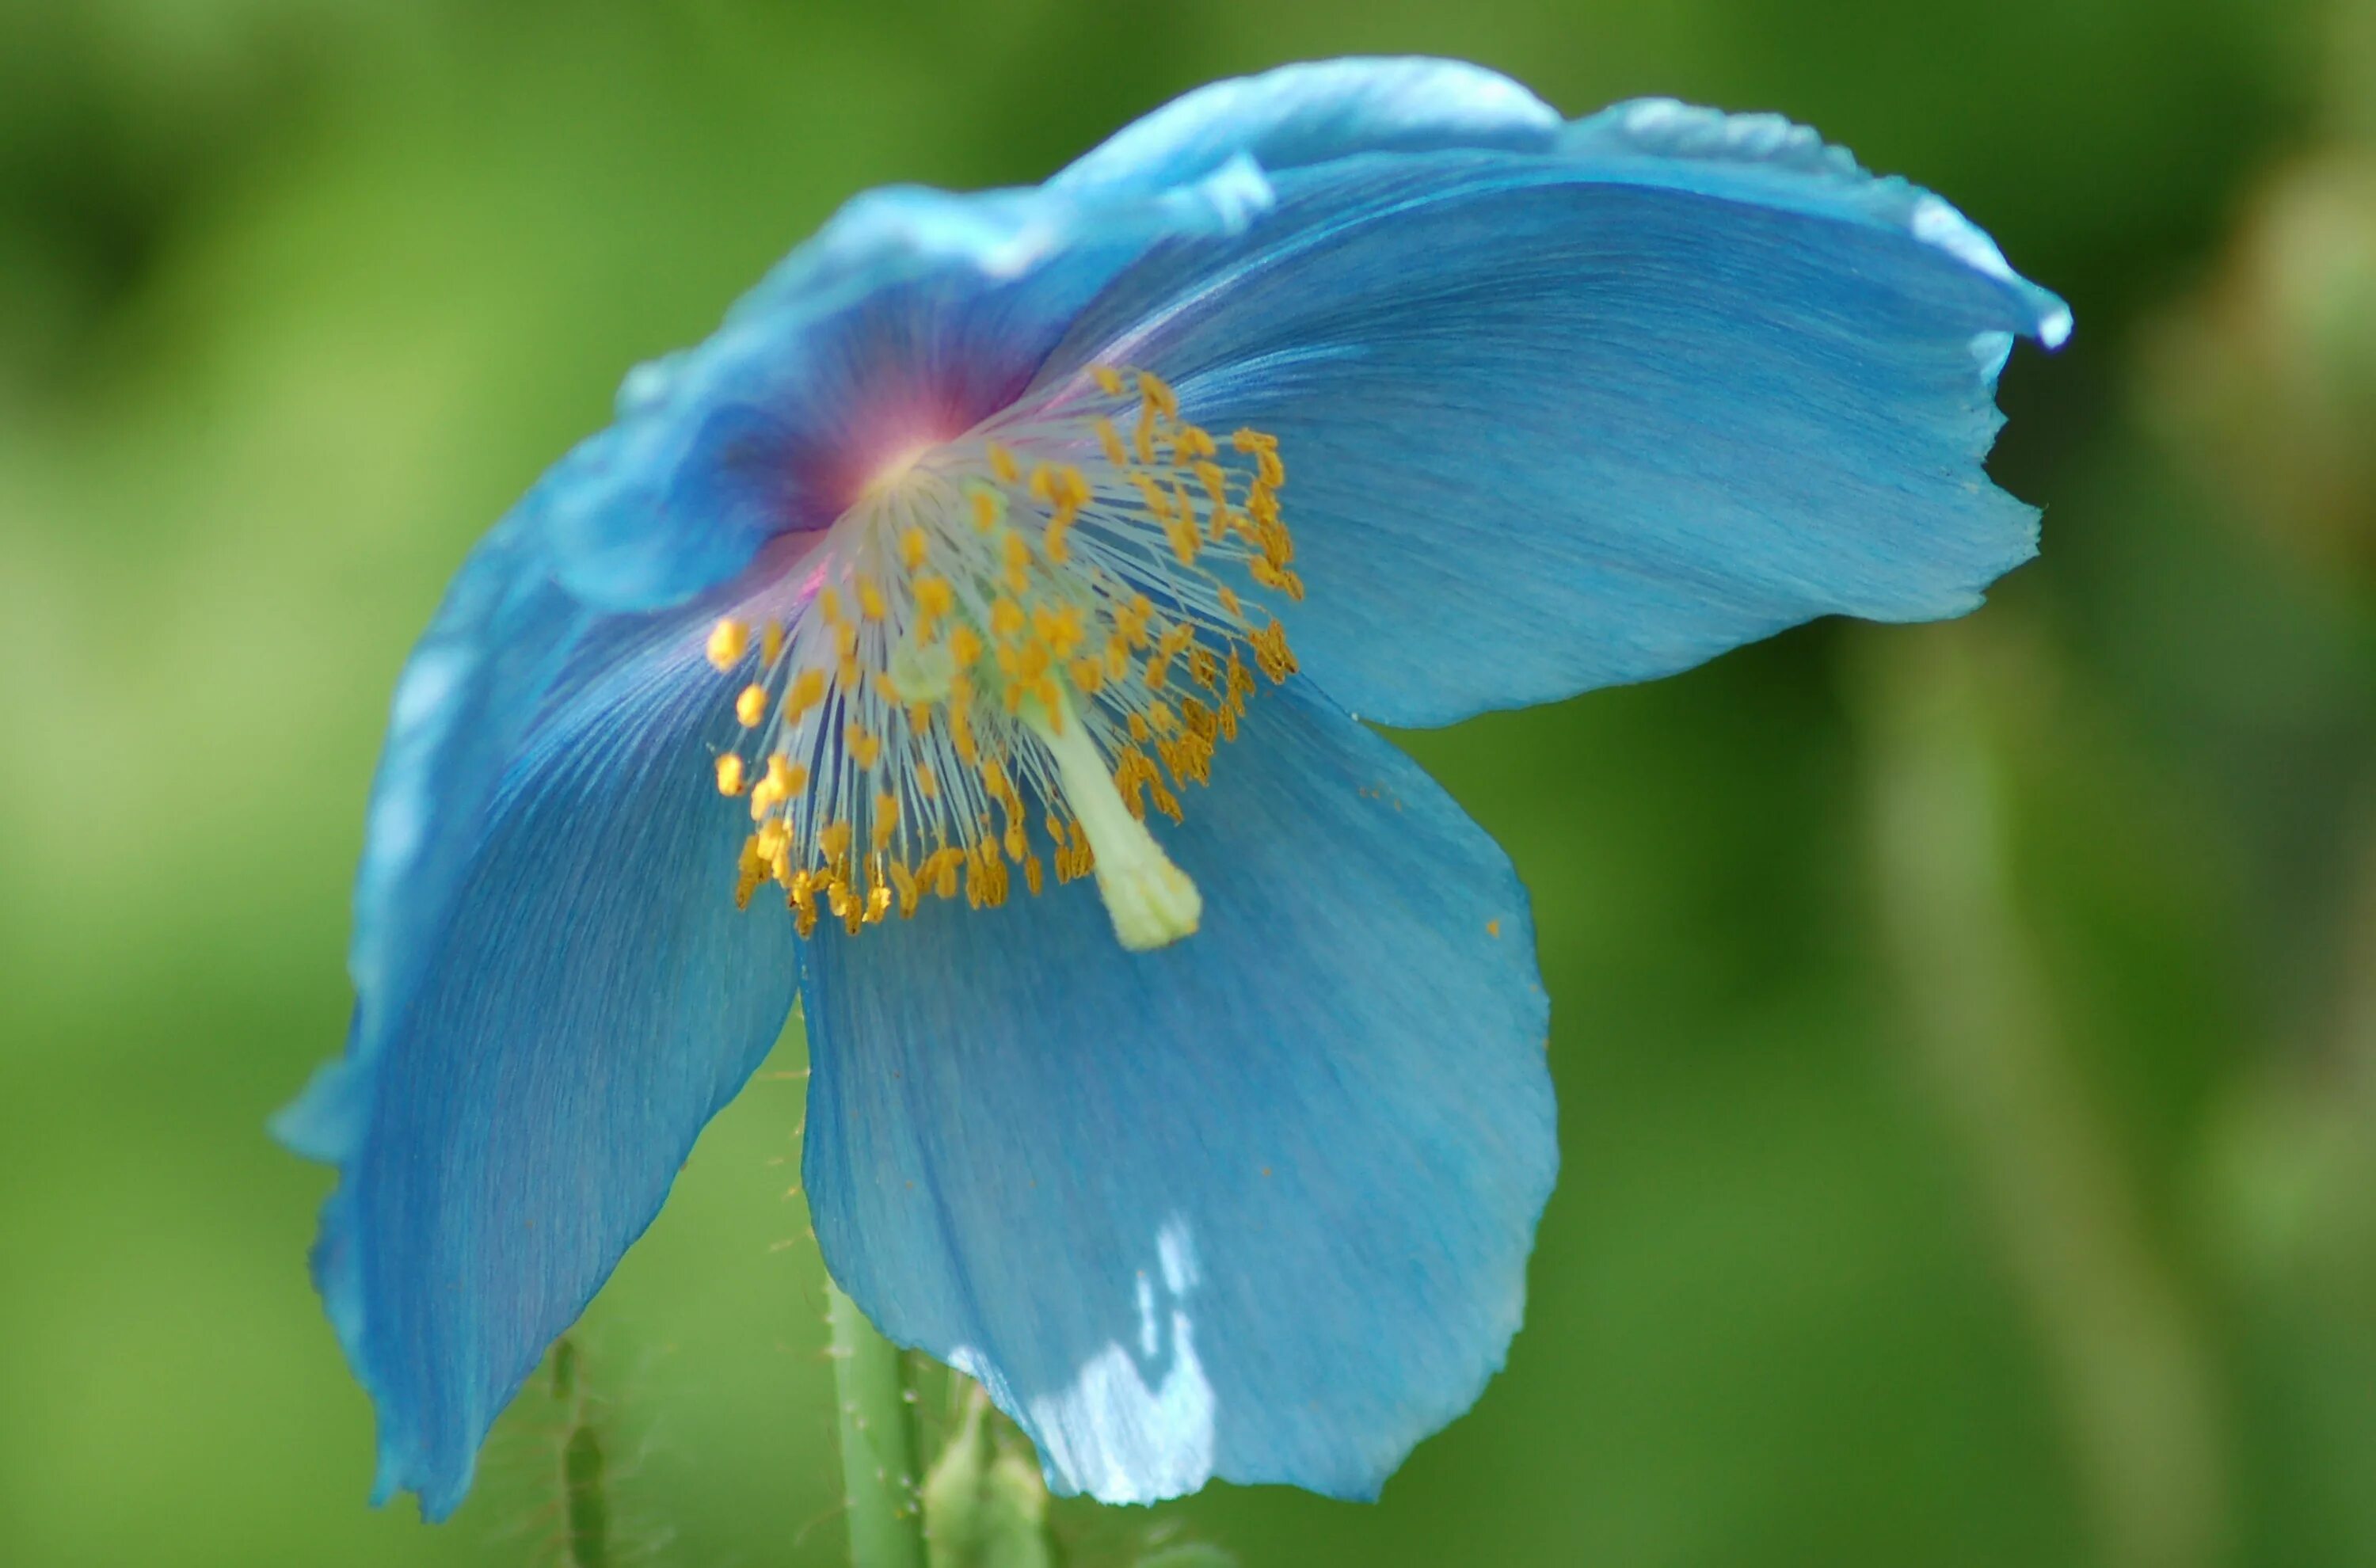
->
1910, 193, 2017, 284
1165, 152, 1274, 236
956, 1218, 1217, 1505
390, 649, 465, 733
1968, 330, 2016, 380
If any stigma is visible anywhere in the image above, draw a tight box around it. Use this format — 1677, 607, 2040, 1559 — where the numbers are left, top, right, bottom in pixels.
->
703, 364, 1300, 947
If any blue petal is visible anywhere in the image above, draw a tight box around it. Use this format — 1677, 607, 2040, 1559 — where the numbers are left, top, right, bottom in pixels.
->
801, 682, 1554, 1503
1051, 56, 1561, 196
328, 512, 588, 1092
541, 169, 1278, 612
277, 601, 800, 1519
1045, 97, 2069, 726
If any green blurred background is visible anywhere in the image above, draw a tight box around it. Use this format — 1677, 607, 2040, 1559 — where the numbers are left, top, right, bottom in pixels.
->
6, 1, 2375, 1564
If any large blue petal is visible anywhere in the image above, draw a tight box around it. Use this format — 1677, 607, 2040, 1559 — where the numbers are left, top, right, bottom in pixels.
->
331, 511, 588, 1110
276, 599, 801, 1519
801, 682, 1554, 1502
1044, 96, 2069, 726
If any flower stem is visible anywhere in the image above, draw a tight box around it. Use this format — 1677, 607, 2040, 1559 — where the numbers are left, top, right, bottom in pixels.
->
827, 1281, 927, 1568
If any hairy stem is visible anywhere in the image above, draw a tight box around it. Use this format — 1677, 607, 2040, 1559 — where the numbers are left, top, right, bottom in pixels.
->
828, 1281, 927, 1568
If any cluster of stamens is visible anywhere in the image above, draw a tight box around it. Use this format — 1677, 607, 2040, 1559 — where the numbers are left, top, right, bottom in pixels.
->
703, 365, 1300, 948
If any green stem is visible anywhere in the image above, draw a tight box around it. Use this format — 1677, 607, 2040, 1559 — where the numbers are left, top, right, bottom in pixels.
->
828, 1281, 928, 1568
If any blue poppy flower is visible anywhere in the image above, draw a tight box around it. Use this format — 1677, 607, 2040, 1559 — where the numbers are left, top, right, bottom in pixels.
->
275, 56, 2067, 1520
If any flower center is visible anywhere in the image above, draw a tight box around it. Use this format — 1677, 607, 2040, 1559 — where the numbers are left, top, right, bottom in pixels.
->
703, 365, 1301, 948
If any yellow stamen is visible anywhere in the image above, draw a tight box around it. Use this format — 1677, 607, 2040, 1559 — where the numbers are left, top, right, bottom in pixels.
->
706, 618, 750, 671
699, 359, 1293, 949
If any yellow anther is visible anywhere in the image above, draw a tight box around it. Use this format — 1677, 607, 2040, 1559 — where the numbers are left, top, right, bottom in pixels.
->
817, 586, 846, 626
1217, 584, 1244, 622
707, 618, 751, 671
969, 485, 1003, 533
1002, 531, 1031, 592
947, 624, 984, 668
858, 576, 888, 621
1091, 364, 1125, 397
817, 820, 852, 862
1069, 656, 1105, 695
784, 668, 828, 721
1129, 470, 1174, 521
901, 527, 930, 570
735, 684, 769, 728
1095, 416, 1129, 466
749, 752, 802, 817
916, 762, 939, 798
912, 575, 954, 630
760, 619, 785, 664
989, 598, 1026, 640
987, 443, 1020, 484
847, 725, 882, 770
1193, 460, 1228, 509
1136, 370, 1178, 418
872, 793, 901, 851
715, 753, 747, 796
1251, 618, 1297, 681
735, 836, 767, 911
1249, 557, 1307, 600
